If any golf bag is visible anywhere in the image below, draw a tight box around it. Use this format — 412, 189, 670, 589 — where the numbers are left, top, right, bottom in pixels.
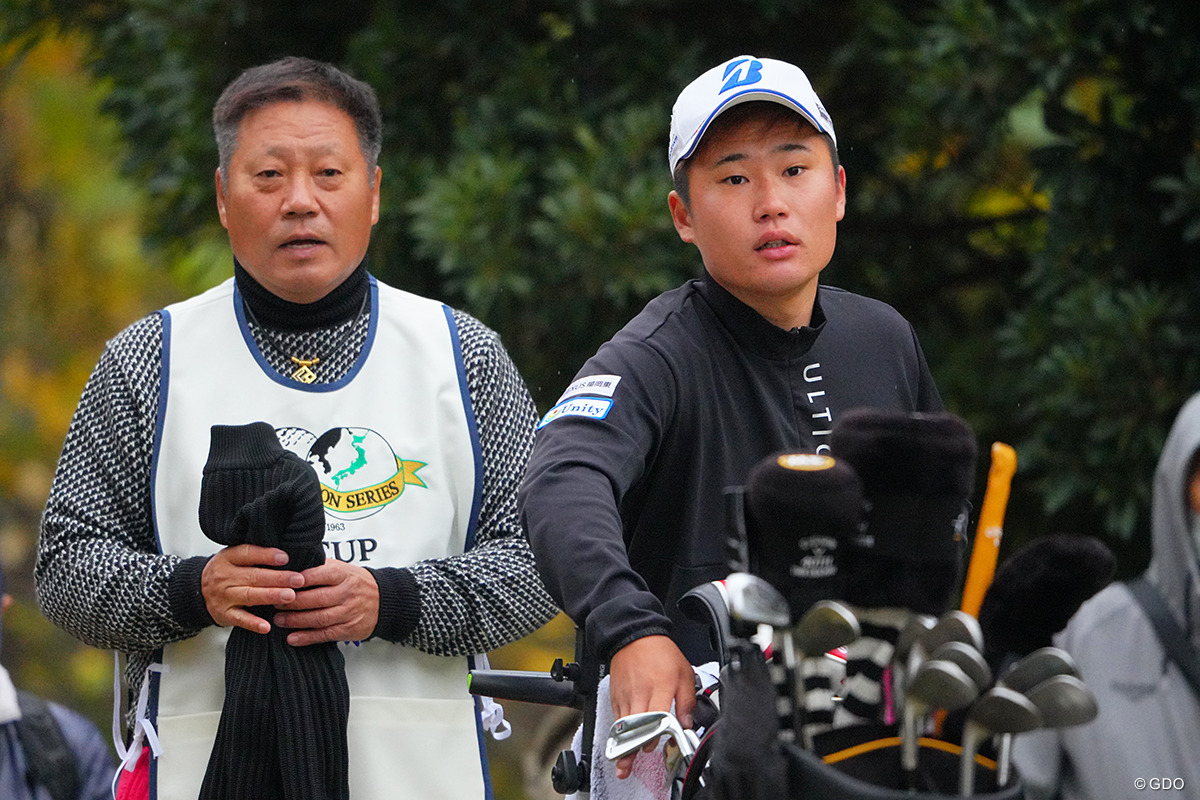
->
694, 642, 1023, 800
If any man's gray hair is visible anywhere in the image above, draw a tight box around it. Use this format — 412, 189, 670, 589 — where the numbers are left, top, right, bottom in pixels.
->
213, 56, 383, 187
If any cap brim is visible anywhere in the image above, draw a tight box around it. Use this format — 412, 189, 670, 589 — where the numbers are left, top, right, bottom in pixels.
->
673, 88, 832, 169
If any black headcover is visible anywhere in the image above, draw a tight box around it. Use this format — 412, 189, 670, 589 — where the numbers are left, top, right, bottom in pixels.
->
978, 533, 1116, 673
744, 452, 865, 619
830, 409, 978, 615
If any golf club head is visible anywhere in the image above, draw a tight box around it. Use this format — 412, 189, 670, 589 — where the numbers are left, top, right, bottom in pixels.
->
998, 646, 1078, 694
723, 571, 790, 636
605, 711, 698, 761
1024, 673, 1098, 728
959, 686, 1042, 796
908, 658, 980, 715
992, 653, 1080, 788
890, 612, 935, 713
966, 686, 1042, 735
930, 640, 993, 692
923, 610, 985, 656
793, 599, 861, 658
902, 659, 979, 775
894, 612, 936, 665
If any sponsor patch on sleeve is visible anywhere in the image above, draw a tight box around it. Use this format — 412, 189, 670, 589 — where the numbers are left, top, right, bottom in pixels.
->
556, 374, 622, 403
537, 396, 614, 429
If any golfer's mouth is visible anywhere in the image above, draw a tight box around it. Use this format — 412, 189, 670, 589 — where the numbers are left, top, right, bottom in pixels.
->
756, 238, 796, 252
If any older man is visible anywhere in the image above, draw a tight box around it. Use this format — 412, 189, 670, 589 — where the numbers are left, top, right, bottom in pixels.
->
36, 57, 556, 800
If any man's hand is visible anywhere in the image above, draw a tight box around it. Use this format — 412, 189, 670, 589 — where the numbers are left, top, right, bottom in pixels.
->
201, 545, 303, 634
272, 560, 380, 646
608, 635, 696, 780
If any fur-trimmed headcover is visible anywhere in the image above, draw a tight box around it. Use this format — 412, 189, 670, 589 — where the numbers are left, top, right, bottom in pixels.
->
743, 452, 864, 618
978, 532, 1116, 673
830, 409, 977, 616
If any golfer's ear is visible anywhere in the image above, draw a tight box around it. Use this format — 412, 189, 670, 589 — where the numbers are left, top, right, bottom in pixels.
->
668, 191, 695, 244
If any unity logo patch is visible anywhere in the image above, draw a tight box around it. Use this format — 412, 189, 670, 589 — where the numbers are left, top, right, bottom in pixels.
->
277, 426, 427, 520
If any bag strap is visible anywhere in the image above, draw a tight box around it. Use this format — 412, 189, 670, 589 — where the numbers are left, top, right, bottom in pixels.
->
1127, 576, 1200, 698
14, 690, 81, 800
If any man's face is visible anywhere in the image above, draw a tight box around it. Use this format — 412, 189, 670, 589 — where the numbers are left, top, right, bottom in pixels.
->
215, 99, 380, 304
668, 110, 845, 329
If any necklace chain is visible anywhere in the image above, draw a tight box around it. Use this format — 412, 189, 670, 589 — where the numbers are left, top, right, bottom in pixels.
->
242, 290, 370, 384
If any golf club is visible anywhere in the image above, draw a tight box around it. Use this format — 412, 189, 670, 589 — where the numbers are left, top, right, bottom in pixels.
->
997, 646, 1078, 693
958, 686, 1041, 796
930, 640, 993, 692
995, 673, 1098, 786
889, 612, 935, 716
901, 659, 978, 790
789, 599, 861, 748
903, 609, 982, 739
723, 571, 790, 637
1024, 674, 1099, 728
605, 710, 699, 762
991, 655, 1086, 787
914, 610, 985, 671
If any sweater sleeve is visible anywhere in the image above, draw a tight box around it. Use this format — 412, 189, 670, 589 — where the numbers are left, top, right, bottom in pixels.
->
35, 314, 205, 652
519, 336, 676, 664
387, 310, 559, 656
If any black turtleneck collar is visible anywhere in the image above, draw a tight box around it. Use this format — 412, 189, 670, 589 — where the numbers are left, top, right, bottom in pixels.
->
694, 271, 826, 360
235, 259, 369, 332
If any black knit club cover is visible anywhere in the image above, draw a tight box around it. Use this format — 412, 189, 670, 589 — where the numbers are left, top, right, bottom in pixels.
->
197, 422, 350, 800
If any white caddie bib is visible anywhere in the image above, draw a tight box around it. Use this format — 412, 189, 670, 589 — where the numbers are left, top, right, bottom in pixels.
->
147, 276, 487, 799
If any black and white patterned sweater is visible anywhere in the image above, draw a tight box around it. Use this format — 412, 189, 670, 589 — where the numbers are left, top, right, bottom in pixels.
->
35, 263, 559, 730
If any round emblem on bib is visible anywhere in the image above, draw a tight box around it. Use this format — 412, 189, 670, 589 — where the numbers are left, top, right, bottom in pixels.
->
277, 425, 427, 520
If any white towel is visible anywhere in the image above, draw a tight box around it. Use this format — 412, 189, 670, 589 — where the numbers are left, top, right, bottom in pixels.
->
568, 674, 670, 800
569, 666, 720, 800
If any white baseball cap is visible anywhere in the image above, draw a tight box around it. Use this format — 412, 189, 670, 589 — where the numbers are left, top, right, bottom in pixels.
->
668, 55, 836, 175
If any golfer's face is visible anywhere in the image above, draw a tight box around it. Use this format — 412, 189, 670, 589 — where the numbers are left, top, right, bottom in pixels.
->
215, 99, 380, 304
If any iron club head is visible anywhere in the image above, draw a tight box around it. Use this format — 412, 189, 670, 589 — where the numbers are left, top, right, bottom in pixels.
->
605, 710, 698, 762
890, 612, 935, 709
993, 657, 1087, 788
923, 610, 985, 656
1024, 673, 1098, 729
930, 640, 993, 692
901, 659, 979, 778
958, 686, 1041, 797
998, 646, 1078, 694
792, 599, 861, 659
723, 572, 790, 636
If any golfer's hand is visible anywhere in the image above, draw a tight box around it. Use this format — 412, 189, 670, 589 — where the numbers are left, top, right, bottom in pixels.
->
201, 545, 303, 634
608, 635, 696, 780
272, 560, 380, 646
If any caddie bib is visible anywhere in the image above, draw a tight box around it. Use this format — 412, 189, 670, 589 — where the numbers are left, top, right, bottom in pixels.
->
147, 276, 488, 799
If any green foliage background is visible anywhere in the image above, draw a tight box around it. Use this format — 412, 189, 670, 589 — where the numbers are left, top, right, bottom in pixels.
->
1, 2, 1198, 797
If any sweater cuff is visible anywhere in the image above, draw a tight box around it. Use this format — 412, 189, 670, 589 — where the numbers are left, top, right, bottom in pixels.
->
168, 555, 216, 629
367, 567, 420, 643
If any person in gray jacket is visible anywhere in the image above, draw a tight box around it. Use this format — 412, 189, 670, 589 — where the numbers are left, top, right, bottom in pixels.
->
1013, 391, 1200, 799
0, 561, 114, 800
